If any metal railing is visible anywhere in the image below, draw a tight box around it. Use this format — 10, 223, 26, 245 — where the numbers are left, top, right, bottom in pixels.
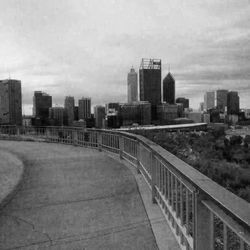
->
0, 126, 249, 250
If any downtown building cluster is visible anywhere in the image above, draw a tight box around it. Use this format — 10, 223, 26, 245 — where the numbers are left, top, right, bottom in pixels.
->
0, 58, 249, 127
198, 89, 243, 124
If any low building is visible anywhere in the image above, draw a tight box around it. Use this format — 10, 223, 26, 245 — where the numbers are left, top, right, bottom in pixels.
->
49, 107, 65, 126
157, 103, 178, 124
22, 115, 32, 127
176, 97, 189, 109
243, 109, 250, 119
203, 113, 210, 123
120, 101, 151, 126
186, 112, 202, 123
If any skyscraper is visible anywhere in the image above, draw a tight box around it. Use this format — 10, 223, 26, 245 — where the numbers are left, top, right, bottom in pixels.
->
204, 91, 215, 111
163, 72, 175, 104
64, 96, 75, 126
227, 91, 239, 115
0, 79, 22, 125
78, 97, 91, 120
127, 67, 138, 103
139, 58, 161, 120
33, 91, 52, 121
94, 105, 105, 128
216, 89, 228, 112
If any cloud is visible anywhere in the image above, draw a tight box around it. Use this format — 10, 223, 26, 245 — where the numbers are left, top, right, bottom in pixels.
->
0, 0, 249, 114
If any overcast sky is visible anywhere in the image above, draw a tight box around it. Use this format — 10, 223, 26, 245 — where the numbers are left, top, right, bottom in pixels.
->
0, 0, 249, 114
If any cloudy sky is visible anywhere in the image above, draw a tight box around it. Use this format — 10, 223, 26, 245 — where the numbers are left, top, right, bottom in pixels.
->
0, 0, 249, 114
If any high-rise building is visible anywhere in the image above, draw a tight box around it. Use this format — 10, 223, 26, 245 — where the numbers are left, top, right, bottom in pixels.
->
163, 72, 175, 104
64, 96, 75, 126
204, 91, 215, 111
33, 91, 52, 121
78, 97, 91, 120
176, 97, 189, 109
49, 107, 65, 126
199, 102, 204, 112
127, 67, 138, 103
0, 79, 22, 125
216, 89, 228, 112
139, 58, 161, 120
94, 105, 105, 128
227, 91, 239, 115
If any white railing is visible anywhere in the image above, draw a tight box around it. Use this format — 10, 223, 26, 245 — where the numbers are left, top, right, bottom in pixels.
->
0, 126, 249, 250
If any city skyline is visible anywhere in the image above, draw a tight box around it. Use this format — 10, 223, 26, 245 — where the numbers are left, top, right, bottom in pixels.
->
0, 1, 249, 115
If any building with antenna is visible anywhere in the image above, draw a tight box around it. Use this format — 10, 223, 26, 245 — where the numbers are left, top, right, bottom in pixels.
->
139, 58, 161, 121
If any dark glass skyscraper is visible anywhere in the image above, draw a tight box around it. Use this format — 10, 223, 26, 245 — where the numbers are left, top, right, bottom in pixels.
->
139, 58, 161, 121
227, 91, 239, 115
216, 89, 228, 112
163, 72, 175, 104
33, 91, 52, 122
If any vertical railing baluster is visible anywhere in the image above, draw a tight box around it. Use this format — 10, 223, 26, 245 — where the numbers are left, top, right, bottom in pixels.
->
186, 189, 190, 236
223, 223, 227, 250
151, 152, 157, 204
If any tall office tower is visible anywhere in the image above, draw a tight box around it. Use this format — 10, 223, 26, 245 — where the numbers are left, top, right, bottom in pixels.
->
0, 79, 22, 125
127, 67, 138, 103
78, 97, 91, 120
227, 91, 239, 115
64, 96, 75, 126
49, 107, 65, 126
176, 97, 189, 109
204, 91, 215, 111
94, 105, 105, 128
33, 91, 52, 120
139, 58, 161, 120
216, 89, 228, 112
199, 102, 204, 112
163, 72, 175, 104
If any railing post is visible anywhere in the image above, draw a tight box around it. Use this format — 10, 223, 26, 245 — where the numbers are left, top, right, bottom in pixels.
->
151, 152, 157, 204
97, 132, 102, 151
194, 193, 214, 250
119, 135, 124, 159
73, 130, 78, 146
16, 126, 20, 138
136, 141, 141, 174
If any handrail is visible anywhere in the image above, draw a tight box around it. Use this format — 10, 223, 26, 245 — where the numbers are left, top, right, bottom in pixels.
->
0, 125, 249, 250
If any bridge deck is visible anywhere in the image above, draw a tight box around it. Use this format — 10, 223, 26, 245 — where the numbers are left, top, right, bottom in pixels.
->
0, 141, 161, 250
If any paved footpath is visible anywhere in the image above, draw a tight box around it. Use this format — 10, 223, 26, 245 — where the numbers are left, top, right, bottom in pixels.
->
0, 141, 158, 250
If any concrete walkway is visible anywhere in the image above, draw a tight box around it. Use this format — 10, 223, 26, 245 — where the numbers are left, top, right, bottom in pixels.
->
0, 141, 158, 250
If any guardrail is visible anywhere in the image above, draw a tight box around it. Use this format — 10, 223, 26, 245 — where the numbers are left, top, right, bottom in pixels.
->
0, 126, 249, 250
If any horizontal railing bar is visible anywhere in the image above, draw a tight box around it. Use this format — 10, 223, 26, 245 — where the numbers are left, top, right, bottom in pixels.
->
202, 200, 250, 245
